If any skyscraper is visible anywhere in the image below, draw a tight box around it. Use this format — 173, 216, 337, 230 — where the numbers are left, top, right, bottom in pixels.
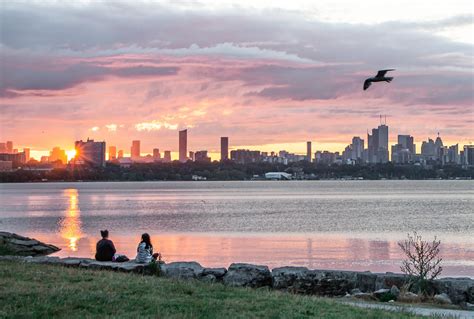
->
179, 129, 187, 162
74, 139, 106, 167
306, 141, 312, 162
398, 135, 415, 154
109, 146, 117, 160
367, 124, 389, 163
220, 137, 229, 161
351, 137, 364, 160
131, 140, 140, 159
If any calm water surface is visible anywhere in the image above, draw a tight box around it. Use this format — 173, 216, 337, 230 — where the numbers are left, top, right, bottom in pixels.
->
0, 181, 473, 276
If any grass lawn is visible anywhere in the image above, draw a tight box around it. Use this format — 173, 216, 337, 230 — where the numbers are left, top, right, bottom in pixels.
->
0, 260, 427, 319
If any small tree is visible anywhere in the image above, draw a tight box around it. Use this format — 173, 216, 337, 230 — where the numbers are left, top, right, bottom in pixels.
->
398, 232, 442, 294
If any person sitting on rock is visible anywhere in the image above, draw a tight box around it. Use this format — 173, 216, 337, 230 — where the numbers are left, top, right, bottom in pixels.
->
95, 230, 116, 262
135, 233, 160, 263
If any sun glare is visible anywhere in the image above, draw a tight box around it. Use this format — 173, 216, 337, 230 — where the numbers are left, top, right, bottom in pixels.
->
66, 149, 77, 161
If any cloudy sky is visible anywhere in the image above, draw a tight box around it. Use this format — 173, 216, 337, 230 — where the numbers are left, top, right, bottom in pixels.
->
1, 0, 473, 159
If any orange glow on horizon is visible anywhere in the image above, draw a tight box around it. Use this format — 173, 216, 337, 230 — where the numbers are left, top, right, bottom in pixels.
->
66, 149, 77, 161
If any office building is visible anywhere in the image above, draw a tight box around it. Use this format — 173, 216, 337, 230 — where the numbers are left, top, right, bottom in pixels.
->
351, 137, 364, 160
153, 148, 161, 160
163, 150, 171, 163
230, 149, 261, 164
179, 129, 187, 162
188, 151, 195, 161
74, 139, 106, 167
221, 137, 229, 161
131, 140, 140, 160
23, 148, 30, 162
6, 141, 13, 153
398, 135, 415, 154
195, 150, 211, 162
109, 146, 117, 160
117, 150, 124, 159
463, 145, 474, 165
50, 147, 68, 164
306, 141, 312, 162
367, 123, 389, 163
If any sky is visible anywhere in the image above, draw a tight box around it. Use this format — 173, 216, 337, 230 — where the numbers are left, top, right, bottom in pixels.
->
0, 0, 473, 160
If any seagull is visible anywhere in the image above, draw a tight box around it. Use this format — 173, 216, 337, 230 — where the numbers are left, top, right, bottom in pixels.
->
363, 69, 395, 90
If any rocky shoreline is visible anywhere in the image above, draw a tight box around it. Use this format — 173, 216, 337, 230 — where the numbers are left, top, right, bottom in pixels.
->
1, 232, 473, 309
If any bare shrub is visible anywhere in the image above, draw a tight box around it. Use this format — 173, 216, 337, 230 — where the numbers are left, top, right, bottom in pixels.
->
398, 232, 442, 294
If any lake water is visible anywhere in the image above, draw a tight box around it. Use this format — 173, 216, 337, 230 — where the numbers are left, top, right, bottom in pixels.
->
0, 181, 473, 277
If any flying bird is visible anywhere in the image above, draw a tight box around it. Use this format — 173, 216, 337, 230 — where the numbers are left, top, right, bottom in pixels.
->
363, 69, 395, 90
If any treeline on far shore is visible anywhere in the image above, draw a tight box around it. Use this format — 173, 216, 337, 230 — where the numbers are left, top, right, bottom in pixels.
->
1, 161, 473, 183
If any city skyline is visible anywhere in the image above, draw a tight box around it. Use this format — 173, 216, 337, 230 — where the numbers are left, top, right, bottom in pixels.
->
0, 1, 472, 160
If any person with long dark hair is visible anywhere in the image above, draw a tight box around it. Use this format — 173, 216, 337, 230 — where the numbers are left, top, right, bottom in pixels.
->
135, 233, 160, 263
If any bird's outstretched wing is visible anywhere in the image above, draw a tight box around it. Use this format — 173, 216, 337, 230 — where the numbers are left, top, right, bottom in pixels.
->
363, 79, 372, 90
376, 69, 395, 77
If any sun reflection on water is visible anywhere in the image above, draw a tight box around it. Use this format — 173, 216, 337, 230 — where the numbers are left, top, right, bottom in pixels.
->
59, 189, 83, 251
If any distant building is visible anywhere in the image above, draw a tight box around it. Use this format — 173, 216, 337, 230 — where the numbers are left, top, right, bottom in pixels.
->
6, 141, 13, 153
194, 150, 211, 162
188, 151, 195, 161
131, 140, 140, 160
447, 144, 459, 164
351, 137, 364, 161
49, 147, 67, 164
117, 150, 124, 159
221, 137, 229, 161
23, 148, 30, 162
74, 138, 106, 167
367, 124, 389, 163
0, 152, 26, 167
0, 143, 6, 153
314, 151, 338, 165
463, 145, 474, 165
230, 149, 261, 164
306, 141, 312, 162
398, 135, 415, 154
163, 150, 172, 163
153, 148, 161, 160
179, 129, 187, 162
109, 146, 117, 160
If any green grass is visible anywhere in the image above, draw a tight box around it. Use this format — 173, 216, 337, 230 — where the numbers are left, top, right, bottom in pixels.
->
0, 260, 426, 319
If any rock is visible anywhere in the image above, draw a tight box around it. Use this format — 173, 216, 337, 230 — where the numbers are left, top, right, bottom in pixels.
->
272, 267, 314, 293
161, 262, 204, 279
373, 288, 390, 298
464, 302, 474, 311
375, 273, 408, 290
223, 263, 271, 288
390, 285, 400, 298
433, 277, 474, 304
203, 267, 227, 279
355, 272, 377, 292
0, 232, 60, 256
433, 293, 452, 305
351, 288, 362, 295
398, 291, 421, 303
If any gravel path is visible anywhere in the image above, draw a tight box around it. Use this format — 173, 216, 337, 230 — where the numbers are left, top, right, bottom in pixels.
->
341, 301, 474, 319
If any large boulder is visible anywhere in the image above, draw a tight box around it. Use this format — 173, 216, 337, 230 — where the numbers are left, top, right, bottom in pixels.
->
202, 267, 227, 281
161, 262, 204, 279
0, 232, 60, 256
272, 267, 318, 294
375, 273, 408, 290
223, 263, 271, 288
355, 272, 377, 292
433, 277, 474, 304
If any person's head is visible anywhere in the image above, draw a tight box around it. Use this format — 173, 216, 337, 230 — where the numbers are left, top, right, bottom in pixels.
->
141, 233, 152, 248
100, 229, 109, 239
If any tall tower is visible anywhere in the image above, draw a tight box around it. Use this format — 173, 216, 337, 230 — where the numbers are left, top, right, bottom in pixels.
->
221, 137, 229, 161
306, 141, 312, 162
109, 146, 117, 160
131, 140, 140, 159
179, 129, 187, 162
